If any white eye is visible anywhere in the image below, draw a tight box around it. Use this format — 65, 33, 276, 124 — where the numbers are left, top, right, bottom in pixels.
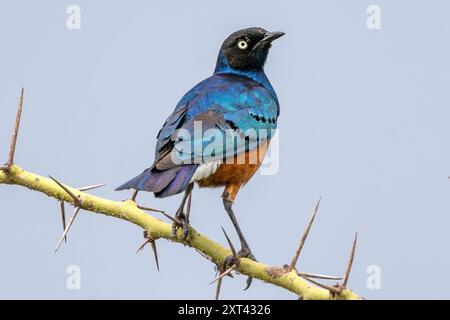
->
237, 40, 249, 50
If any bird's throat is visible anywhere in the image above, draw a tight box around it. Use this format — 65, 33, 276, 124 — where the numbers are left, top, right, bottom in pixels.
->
214, 52, 278, 105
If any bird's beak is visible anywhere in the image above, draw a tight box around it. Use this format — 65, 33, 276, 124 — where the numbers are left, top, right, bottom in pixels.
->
252, 31, 285, 51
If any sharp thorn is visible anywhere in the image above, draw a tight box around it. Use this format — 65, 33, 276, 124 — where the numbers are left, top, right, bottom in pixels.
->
290, 196, 321, 269
4, 87, 25, 170
159, 211, 181, 225
297, 272, 343, 281
54, 206, 81, 252
221, 227, 239, 266
150, 240, 160, 272
215, 276, 223, 300
49, 176, 82, 206
136, 239, 150, 253
137, 205, 165, 214
60, 201, 67, 243
342, 232, 358, 288
209, 265, 236, 285
195, 248, 213, 263
185, 190, 192, 224
300, 274, 342, 295
77, 183, 105, 192
135, 237, 160, 272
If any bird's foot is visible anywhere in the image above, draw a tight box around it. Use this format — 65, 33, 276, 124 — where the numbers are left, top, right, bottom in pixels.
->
223, 247, 257, 291
238, 247, 257, 261
238, 247, 257, 290
223, 247, 257, 268
171, 210, 190, 240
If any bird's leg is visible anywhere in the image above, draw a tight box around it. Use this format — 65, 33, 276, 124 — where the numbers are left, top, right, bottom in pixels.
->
222, 185, 256, 260
222, 197, 256, 261
171, 183, 193, 239
222, 187, 256, 290
131, 189, 139, 202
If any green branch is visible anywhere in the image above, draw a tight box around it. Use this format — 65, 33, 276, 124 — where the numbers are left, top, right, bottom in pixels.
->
0, 164, 361, 300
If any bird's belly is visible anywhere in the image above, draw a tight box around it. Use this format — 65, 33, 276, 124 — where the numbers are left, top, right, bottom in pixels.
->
196, 141, 269, 188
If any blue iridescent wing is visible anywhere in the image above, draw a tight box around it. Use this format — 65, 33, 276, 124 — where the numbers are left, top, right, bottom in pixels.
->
154, 73, 279, 169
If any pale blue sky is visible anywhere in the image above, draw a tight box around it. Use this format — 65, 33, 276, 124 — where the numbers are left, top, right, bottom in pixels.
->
1, 0, 450, 299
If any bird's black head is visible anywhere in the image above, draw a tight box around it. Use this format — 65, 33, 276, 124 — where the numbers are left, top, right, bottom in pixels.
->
217, 27, 285, 71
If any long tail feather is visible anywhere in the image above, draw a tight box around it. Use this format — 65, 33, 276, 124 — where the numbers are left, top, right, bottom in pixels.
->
116, 165, 197, 198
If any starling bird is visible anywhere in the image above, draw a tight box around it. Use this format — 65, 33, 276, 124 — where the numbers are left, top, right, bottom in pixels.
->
117, 27, 284, 267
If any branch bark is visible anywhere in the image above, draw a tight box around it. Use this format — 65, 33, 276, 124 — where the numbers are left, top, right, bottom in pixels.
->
0, 164, 362, 300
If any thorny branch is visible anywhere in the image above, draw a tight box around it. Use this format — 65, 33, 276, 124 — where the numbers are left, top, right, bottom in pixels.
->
0, 89, 363, 300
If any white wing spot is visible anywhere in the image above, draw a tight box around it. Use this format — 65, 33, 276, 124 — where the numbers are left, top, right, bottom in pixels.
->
190, 160, 223, 182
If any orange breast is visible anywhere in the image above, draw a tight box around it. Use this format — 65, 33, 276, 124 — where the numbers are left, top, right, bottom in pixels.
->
197, 141, 269, 188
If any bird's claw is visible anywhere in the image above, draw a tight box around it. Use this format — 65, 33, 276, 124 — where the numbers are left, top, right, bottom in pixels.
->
238, 248, 256, 290
223, 254, 238, 269
222, 247, 256, 291
223, 247, 257, 269
171, 210, 190, 240
238, 247, 256, 261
